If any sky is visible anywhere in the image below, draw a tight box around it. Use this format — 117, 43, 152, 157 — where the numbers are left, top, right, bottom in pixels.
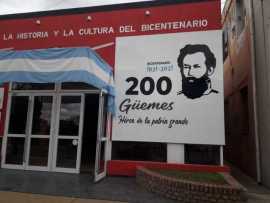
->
0, 0, 226, 15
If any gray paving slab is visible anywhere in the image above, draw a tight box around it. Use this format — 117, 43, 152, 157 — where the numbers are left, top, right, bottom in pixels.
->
229, 164, 270, 203
0, 169, 177, 203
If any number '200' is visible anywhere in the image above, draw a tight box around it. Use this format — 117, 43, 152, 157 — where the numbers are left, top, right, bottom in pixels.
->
125, 76, 172, 95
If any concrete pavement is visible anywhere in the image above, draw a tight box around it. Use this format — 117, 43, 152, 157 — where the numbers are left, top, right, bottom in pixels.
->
248, 194, 270, 203
230, 165, 270, 203
0, 169, 178, 203
1, 167, 270, 203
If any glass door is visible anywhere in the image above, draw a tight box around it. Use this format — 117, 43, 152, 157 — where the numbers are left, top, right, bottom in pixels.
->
53, 94, 84, 173
1, 94, 55, 171
26, 95, 54, 171
2, 95, 30, 169
94, 92, 110, 182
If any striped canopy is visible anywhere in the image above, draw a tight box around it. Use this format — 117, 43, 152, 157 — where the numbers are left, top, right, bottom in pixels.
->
0, 47, 115, 113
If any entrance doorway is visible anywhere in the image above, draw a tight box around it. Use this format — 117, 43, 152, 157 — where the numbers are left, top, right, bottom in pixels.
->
1, 84, 109, 181
80, 94, 99, 174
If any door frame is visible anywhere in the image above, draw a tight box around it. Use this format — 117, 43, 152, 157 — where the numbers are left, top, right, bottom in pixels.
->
52, 93, 85, 174
94, 91, 110, 182
1, 93, 30, 170
26, 93, 56, 172
1, 92, 56, 171
1, 83, 109, 176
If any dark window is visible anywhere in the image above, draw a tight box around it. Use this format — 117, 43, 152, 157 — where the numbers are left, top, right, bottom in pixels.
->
31, 96, 53, 135
56, 139, 77, 168
12, 83, 55, 90
29, 138, 49, 166
58, 96, 81, 136
5, 137, 25, 165
185, 144, 220, 165
61, 82, 97, 90
8, 96, 29, 134
112, 141, 167, 162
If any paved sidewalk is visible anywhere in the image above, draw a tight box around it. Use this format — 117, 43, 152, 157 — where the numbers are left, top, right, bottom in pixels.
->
230, 165, 270, 203
1, 168, 270, 203
0, 169, 177, 203
0, 191, 126, 203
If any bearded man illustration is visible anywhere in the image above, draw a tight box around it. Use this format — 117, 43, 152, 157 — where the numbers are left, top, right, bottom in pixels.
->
177, 44, 218, 99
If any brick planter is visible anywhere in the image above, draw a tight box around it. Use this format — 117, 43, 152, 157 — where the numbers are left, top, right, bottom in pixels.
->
136, 167, 248, 203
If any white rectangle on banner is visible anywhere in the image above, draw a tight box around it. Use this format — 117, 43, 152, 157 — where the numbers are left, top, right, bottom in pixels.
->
113, 31, 225, 145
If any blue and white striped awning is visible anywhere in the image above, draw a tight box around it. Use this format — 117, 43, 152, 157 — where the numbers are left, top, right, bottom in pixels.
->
0, 47, 115, 113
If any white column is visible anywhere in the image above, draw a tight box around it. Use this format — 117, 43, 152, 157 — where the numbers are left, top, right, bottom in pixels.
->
167, 143, 185, 163
220, 145, 224, 166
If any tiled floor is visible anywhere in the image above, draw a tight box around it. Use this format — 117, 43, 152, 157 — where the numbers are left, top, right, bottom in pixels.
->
0, 169, 177, 203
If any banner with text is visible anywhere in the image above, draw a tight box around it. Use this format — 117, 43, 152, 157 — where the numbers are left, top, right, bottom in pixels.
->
113, 30, 225, 145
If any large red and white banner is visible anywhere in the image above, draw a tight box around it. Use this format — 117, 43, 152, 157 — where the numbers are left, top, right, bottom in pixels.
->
0, 0, 221, 67
0, 0, 224, 144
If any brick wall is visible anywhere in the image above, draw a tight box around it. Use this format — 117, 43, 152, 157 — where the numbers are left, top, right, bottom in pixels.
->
136, 167, 248, 203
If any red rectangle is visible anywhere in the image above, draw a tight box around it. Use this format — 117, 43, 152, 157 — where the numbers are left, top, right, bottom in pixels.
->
107, 160, 230, 177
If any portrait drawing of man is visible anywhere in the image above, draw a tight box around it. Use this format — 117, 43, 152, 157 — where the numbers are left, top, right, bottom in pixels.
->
177, 44, 218, 99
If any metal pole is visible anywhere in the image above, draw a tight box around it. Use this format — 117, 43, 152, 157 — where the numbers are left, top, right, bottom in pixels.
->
220, 146, 224, 166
